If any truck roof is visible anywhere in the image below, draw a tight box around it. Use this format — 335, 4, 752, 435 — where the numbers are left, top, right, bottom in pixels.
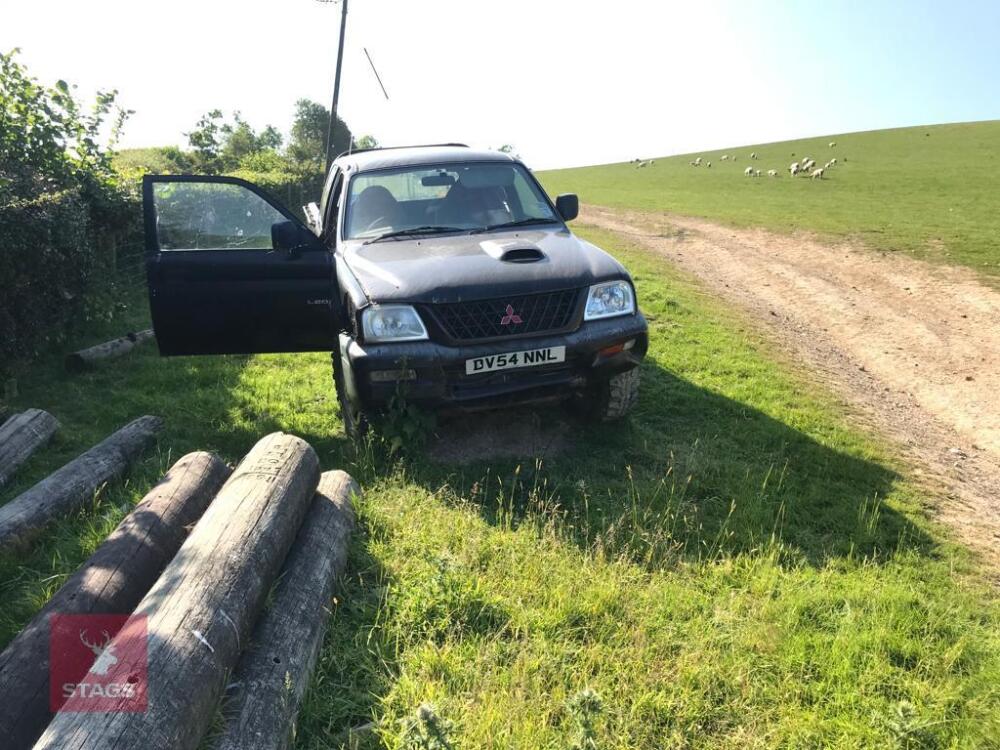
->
333, 145, 516, 173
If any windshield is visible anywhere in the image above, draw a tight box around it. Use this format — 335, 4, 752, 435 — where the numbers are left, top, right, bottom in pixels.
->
343, 162, 559, 240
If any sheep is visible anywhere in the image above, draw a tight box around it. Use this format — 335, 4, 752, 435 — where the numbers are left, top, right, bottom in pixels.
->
754, 169, 762, 177
767, 169, 778, 177
720, 154, 729, 161
689, 160, 700, 167
829, 141, 836, 148
637, 160, 650, 168
694, 157, 702, 166
789, 162, 800, 176
811, 167, 825, 179
707, 161, 712, 168
750, 152, 758, 160
824, 161, 833, 169
801, 158, 816, 172
829, 158, 837, 166
744, 166, 754, 176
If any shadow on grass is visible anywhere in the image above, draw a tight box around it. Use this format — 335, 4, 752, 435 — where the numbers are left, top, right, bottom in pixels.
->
410, 360, 932, 569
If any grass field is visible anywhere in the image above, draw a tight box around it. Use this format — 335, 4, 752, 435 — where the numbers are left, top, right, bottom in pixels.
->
540, 121, 1000, 278
1, 226, 998, 748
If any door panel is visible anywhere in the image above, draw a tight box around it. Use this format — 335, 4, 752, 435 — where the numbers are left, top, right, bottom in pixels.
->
143, 175, 337, 356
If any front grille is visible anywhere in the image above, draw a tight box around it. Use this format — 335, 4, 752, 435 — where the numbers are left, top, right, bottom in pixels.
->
428, 289, 580, 342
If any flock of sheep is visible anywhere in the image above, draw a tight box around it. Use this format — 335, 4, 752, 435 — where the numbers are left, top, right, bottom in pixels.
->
631, 141, 846, 180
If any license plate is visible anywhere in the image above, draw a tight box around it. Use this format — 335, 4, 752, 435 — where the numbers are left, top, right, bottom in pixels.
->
465, 345, 566, 375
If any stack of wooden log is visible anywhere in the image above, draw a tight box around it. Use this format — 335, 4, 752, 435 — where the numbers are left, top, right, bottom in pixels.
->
0, 414, 164, 548
0, 431, 357, 750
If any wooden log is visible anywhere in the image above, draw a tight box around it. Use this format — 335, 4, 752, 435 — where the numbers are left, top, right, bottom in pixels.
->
0, 409, 60, 488
215, 470, 358, 750
0, 452, 231, 750
33, 432, 320, 750
0, 415, 163, 550
64, 329, 155, 373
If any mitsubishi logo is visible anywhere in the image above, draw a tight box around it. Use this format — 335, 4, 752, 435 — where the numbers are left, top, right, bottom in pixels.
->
500, 304, 523, 326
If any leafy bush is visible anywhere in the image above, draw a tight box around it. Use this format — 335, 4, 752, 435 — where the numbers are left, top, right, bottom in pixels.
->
0, 192, 91, 363
112, 146, 195, 182
227, 166, 325, 220
0, 49, 130, 205
0, 49, 136, 375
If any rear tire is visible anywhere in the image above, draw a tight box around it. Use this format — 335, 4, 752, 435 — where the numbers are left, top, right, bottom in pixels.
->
586, 368, 640, 421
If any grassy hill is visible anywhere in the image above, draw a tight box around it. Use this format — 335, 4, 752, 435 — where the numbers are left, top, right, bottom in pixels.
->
540, 121, 1000, 276
2, 226, 998, 747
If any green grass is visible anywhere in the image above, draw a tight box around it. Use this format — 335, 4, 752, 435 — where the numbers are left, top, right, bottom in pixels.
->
2, 226, 998, 748
540, 121, 1000, 278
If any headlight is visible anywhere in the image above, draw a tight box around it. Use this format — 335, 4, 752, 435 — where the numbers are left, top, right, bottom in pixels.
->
362, 305, 428, 342
584, 280, 635, 320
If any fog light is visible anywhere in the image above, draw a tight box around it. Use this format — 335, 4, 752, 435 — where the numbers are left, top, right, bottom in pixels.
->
369, 369, 417, 383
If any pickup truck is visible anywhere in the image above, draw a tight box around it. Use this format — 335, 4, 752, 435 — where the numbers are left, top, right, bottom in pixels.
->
143, 144, 648, 436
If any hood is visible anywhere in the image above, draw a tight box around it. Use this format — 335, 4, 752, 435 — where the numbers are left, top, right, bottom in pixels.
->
342, 227, 628, 304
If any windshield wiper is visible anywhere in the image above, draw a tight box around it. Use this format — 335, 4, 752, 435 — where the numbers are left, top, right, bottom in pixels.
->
362, 225, 467, 244
479, 217, 560, 232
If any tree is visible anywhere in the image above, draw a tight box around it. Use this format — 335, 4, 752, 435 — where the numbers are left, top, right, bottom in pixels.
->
185, 110, 225, 170
287, 99, 350, 171
186, 110, 284, 173
493, 144, 520, 158
353, 134, 379, 150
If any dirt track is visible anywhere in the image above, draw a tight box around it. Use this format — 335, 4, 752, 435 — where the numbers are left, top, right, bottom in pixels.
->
582, 205, 1000, 566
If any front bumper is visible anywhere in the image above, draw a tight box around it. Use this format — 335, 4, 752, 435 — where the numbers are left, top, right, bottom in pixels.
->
340, 313, 649, 412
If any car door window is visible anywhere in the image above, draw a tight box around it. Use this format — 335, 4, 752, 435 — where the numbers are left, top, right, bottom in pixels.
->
153, 182, 285, 251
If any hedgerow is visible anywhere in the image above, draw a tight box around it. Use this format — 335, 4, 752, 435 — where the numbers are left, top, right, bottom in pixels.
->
1, 49, 136, 375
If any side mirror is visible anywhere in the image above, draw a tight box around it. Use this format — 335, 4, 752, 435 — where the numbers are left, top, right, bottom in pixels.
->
555, 193, 579, 222
271, 220, 323, 254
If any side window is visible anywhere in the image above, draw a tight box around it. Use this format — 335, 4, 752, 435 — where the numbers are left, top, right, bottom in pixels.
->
325, 174, 344, 244
153, 182, 285, 251
320, 167, 340, 227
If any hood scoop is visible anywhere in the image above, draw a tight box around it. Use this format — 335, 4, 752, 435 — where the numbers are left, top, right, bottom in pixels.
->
480, 239, 546, 264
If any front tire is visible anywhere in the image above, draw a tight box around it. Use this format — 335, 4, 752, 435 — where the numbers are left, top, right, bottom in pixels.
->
586, 368, 640, 421
332, 347, 369, 440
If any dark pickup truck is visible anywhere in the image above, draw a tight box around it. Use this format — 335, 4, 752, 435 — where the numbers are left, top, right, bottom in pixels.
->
143, 144, 648, 436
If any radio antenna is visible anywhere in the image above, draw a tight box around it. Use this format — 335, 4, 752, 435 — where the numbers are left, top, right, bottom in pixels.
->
364, 47, 389, 100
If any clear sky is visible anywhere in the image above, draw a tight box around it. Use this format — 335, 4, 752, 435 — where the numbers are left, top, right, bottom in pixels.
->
5, 0, 999, 169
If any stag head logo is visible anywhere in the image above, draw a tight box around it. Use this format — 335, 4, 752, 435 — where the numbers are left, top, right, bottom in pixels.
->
80, 629, 118, 676
50, 613, 149, 713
